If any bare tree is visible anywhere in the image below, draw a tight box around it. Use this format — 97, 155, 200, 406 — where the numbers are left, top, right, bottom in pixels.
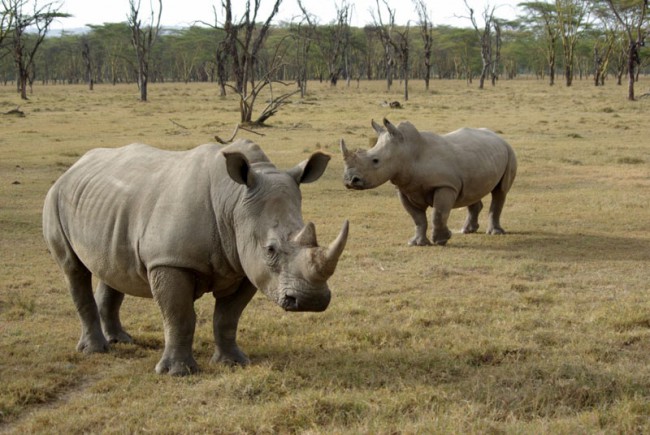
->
371, 0, 396, 91
0, 1, 13, 49
221, 0, 296, 125
604, 0, 648, 100
465, 0, 499, 89
5, 0, 68, 100
298, 0, 350, 86
414, 0, 433, 91
127, 0, 162, 102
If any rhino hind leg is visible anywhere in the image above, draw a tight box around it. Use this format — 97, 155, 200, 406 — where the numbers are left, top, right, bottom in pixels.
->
487, 188, 507, 235
149, 267, 199, 376
96, 282, 133, 344
65, 267, 110, 354
461, 201, 483, 234
210, 280, 257, 366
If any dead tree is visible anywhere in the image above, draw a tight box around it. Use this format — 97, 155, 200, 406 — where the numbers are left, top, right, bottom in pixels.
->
465, 1, 498, 89
127, 0, 162, 102
6, 0, 68, 100
414, 0, 433, 91
221, 0, 297, 125
298, 0, 351, 87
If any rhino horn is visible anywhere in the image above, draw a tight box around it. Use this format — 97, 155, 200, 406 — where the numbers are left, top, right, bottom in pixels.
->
294, 222, 318, 247
320, 220, 349, 278
383, 118, 403, 141
340, 139, 351, 159
371, 119, 384, 135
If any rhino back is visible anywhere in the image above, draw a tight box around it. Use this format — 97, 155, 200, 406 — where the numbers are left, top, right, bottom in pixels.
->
413, 128, 514, 206
43, 143, 242, 297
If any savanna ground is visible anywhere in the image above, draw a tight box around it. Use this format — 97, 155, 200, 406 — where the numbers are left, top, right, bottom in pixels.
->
1, 76, 649, 433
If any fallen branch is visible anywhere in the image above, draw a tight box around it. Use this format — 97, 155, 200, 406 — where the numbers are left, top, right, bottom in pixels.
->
214, 124, 240, 144
169, 119, 188, 129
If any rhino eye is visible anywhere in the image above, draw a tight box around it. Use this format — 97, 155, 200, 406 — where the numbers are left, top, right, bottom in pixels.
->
264, 243, 280, 264
372, 158, 379, 165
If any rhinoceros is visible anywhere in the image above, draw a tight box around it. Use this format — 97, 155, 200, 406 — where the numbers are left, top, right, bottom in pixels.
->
341, 118, 516, 246
43, 139, 349, 376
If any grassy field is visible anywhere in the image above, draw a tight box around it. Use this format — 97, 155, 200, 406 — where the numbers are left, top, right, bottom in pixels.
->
1, 77, 649, 433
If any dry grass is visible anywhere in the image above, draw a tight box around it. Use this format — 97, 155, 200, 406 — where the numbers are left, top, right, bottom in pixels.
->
1, 78, 649, 433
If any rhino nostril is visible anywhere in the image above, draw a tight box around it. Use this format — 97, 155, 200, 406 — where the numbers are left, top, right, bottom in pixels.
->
351, 176, 361, 185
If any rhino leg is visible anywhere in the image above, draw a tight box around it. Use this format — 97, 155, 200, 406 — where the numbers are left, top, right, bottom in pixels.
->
96, 282, 133, 344
398, 191, 431, 246
461, 201, 483, 234
432, 188, 455, 246
487, 189, 507, 235
149, 267, 199, 376
65, 267, 109, 354
210, 279, 257, 366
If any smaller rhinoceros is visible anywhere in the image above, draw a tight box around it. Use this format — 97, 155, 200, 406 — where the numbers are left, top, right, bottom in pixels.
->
43, 139, 349, 375
341, 118, 516, 246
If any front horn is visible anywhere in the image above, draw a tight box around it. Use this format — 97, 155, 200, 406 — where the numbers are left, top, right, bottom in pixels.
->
321, 220, 349, 278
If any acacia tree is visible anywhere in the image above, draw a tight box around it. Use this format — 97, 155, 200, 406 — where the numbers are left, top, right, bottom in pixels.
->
127, 0, 162, 102
5, 0, 67, 99
521, 2, 561, 85
604, 0, 648, 100
555, 0, 590, 86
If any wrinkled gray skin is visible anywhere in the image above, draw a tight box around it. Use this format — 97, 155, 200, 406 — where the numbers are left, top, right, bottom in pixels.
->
341, 118, 516, 246
43, 139, 349, 376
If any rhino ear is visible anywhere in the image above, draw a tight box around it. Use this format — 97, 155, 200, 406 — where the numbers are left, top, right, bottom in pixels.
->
288, 151, 331, 184
371, 119, 385, 135
383, 118, 403, 141
223, 151, 256, 187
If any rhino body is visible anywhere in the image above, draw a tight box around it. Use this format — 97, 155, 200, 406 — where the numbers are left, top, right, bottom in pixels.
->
43, 140, 348, 375
341, 118, 516, 246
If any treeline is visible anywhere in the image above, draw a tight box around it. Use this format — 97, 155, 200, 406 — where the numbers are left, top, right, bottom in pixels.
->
1, 21, 645, 85
0, 1, 648, 98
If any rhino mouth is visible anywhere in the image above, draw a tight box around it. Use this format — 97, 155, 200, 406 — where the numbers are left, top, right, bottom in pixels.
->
344, 176, 365, 190
279, 289, 331, 312
280, 294, 299, 311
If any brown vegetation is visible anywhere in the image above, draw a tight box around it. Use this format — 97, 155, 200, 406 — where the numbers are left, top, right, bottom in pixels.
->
1, 78, 649, 432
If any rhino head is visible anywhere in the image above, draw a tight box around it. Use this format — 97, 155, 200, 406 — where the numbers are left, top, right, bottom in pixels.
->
340, 118, 404, 190
223, 150, 348, 312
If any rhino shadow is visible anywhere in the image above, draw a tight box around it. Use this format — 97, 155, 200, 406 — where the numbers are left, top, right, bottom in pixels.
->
468, 231, 650, 263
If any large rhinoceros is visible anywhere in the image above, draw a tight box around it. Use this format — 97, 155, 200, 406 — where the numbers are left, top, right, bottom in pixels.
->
43, 139, 349, 376
341, 118, 516, 246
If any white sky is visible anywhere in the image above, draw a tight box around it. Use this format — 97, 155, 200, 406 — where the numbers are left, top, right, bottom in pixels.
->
52, 0, 523, 30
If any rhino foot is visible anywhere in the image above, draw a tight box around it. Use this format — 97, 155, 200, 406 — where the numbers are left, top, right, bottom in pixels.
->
77, 334, 110, 354
487, 227, 506, 235
210, 348, 250, 367
155, 356, 199, 376
461, 224, 480, 234
433, 229, 452, 246
408, 236, 432, 246
106, 330, 134, 344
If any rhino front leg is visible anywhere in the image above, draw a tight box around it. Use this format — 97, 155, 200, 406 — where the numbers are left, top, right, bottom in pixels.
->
149, 267, 198, 376
461, 201, 483, 234
66, 267, 109, 353
211, 279, 257, 366
398, 190, 431, 246
432, 188, 456, 246
96, 282, 133, 344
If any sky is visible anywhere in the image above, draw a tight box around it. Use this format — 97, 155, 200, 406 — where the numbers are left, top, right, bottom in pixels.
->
51, 0, 523, 31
